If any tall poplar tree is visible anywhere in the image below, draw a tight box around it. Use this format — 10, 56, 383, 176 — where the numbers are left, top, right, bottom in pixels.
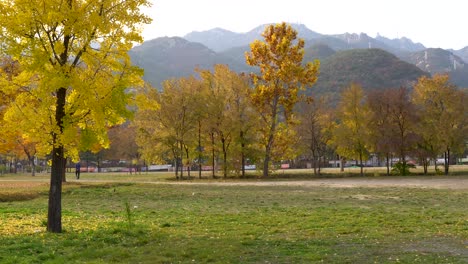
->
0, 0, 151, 233
245, 22, 319, 177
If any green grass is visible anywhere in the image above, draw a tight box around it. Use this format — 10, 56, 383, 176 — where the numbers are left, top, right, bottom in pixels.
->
0, 175, 467, 263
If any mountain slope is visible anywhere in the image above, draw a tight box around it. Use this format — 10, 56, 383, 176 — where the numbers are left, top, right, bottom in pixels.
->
451, 46, 468, 63
401, 48, 468, 87
129, 37, 242, 87
313, 49, 429, 98
402, 48, 465, 73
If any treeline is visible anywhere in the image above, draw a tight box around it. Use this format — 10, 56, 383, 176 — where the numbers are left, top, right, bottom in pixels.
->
131, 23, 466, 178
132, 66, 466, 178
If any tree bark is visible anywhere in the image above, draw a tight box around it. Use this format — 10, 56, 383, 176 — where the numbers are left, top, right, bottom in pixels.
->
444, 149, 450, 175
263, 118, 276, 178
47, 87, 66, 233
198, 121, 202, 179
240, 130, 245, 178
221, 136, 227, 178
386, 153, 390, 176
359, 151, 363, 177
211, 132, 216, 178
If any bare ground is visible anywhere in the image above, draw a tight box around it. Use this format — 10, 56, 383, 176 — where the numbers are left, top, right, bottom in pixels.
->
162, 176, 468, 190
1, 175, 467, 190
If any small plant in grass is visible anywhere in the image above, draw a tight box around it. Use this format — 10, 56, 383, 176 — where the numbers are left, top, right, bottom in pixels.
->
124, 200, 134, 228
391, 161, 416, 176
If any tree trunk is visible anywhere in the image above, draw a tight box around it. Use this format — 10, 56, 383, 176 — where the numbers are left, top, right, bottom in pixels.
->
185, 146, 190, 179
263, 122, 276, 178
174, 157, 179, 179
386, 153, 390, 176
359, 151, 363, 177
340, 156, 345, 172
263, 146, 271, 178
423, 159, 428, 175
444, 149, 450, 175
221, 137, 227, 178
179, 142, 184, 180
198, 121, 202, 179
241, 130, 245, 178
47, 87, 66, 233
312, 155, 317, 175
211, 132, 216, 178
30, 156, 36, 177
263, 99, 278, 178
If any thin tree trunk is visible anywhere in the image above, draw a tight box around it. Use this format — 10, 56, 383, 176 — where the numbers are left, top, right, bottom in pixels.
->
185, 146, 190, 179
263, 123, 276, 178
359, 151, 363, 177
317, 156, 322, 176
312, 156, 317, 175
221, 137, 227, 178
423, 159, 428, 175
211, 132, 216, 178
444, 149, 450, 175
180, 142, 184, 180
198, 121, 202, 179
340, 156, 345, 172
241, 130, 245, 178
386, 153, 390, 176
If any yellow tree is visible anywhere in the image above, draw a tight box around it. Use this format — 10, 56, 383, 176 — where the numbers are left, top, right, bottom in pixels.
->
331, 83, 371, 176
245, 22, 319, 177
135, 77, 199, 179
412, 74, 467, 175
0, 0, 151, 233
0, 57, 42, 176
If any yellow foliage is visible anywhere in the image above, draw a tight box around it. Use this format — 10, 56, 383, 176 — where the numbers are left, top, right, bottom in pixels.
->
0, 0, 151, 158
245, 22, 320, 176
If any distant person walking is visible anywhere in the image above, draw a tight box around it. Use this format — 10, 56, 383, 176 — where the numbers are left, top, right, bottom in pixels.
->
75, 162, 81, 179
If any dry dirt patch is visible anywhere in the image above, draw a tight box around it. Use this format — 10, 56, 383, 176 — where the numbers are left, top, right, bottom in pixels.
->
166, 176, 468, 190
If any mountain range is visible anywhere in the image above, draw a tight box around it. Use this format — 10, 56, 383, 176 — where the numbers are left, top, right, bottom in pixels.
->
130, 23, 468, 98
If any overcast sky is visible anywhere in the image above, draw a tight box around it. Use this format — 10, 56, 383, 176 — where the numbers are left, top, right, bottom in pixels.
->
141, 0, 467, 50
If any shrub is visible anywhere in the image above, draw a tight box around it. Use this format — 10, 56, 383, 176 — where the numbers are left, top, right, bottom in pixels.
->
391, 161, 416, 176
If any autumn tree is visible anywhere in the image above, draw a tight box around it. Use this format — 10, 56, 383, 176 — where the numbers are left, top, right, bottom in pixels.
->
0, 57, 36, 174
228, 73, 261, 178
100, 124, 140, 172
0, 0, 151, 233
199, 65, 235, 178
198, 65, 259, 178
245, 22, 319, 177
366, 89, 394, 175
135, 78, 199, 179
331, 83, 371, 176
412, 74, 467, 175
296, 97, 334, 175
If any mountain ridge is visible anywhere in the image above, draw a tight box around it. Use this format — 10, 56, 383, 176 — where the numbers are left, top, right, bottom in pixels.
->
130, 24, 468, 91
182, 23, 466, 59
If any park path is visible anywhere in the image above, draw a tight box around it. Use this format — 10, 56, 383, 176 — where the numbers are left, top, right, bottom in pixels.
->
1, 175, 467, 190
149, 176, 468, 190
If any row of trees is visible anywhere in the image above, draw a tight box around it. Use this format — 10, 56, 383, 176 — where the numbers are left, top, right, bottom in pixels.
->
134, 23, 320, 179
329, 75, 466, 176
133, 63, 467, 178
131, 24, 466, 179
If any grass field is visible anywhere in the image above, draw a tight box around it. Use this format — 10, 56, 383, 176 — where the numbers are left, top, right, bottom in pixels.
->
0, 171, 467, 263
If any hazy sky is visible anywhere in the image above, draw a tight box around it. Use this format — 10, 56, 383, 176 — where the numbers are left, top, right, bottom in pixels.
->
141, 0, 466, 50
